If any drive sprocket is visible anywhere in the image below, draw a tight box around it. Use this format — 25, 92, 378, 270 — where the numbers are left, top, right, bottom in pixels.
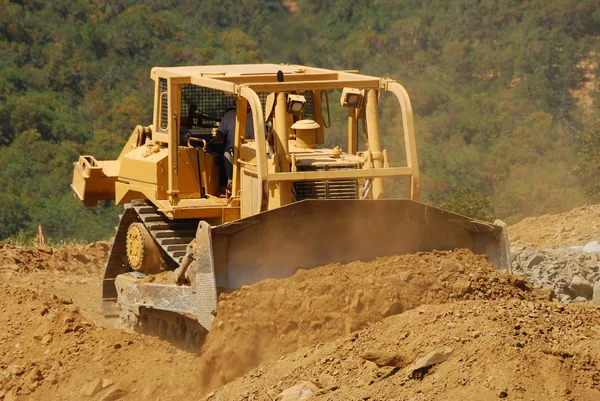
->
126, 222, 162, 272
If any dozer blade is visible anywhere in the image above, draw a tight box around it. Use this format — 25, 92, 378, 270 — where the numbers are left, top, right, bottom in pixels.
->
193, 199, 511, 330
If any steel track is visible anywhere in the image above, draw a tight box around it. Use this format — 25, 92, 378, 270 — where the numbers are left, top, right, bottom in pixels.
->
102, 201, 205, 348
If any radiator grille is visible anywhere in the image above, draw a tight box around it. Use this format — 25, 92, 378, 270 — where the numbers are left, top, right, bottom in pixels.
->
294, 164, 358, 200
159, 78, 168, 130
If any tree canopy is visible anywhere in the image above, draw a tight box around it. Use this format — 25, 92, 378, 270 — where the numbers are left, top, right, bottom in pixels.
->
1, 0, 599, 242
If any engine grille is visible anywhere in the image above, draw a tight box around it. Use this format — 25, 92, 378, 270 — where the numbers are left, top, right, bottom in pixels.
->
159, 78, 168, 130
294, 164, 358, 200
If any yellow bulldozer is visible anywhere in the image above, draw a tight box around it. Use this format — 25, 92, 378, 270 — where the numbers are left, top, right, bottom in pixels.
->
71, 64, 510, 342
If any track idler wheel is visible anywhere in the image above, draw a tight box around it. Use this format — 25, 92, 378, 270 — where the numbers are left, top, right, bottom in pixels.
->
126, 222, 162, 273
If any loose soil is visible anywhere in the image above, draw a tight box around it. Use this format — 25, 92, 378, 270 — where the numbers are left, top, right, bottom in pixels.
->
198, 249, 534, 391
207, 300, 600, 401
1, 204, 600, 400
509, 204, 600, 248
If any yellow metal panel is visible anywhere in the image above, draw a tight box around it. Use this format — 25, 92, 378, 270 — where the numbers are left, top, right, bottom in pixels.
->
118, 131, 143, 162
167, 78, 180, 204
119, 146, 166, 184
153, 198, 226, 220
71, 157, 119, 206
239, 143, 258, 166
152, 132, 169, 143
176, 147, 202, 199
199, 152, 219, 196
222, 207, 241, 223
156, 156, 168, 199
115, 181, 156, 206
241, 168, 259, 218
153, 64, 300, 77
213, 73, 339, 84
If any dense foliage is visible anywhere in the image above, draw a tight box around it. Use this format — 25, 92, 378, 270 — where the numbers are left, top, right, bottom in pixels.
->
574, 120, 600, 200
0, 0, 599, 242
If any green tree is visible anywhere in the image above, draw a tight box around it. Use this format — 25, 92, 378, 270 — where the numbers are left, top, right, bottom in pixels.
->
573, 120, 600, 200
439, 187, 495, 222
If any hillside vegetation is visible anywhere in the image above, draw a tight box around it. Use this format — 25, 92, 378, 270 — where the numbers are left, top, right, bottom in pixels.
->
1, 0, 599, 242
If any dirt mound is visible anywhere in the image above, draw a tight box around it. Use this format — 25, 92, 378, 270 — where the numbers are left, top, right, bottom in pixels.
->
207, 299, 600, 401
0, 282, 203, 401
0, 244, 535, 400
0, 242, 556, 400
198, 249, 535, 390
509, 205, 600, 248
0, 242, 109, 274
0, 242, 110, 324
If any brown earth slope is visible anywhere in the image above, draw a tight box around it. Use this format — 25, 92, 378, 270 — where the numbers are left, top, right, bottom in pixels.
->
203, 205, 600, 400
1, 245, 535, 400
509, 205, 600, 248
0, 242, 109, 324
3, 203, 600, 400
0, 283, 202, 401
207, 300, 600, 401
198, 249, 534, 391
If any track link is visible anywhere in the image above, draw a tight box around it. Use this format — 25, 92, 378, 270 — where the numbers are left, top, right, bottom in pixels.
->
132, 202, 199, 266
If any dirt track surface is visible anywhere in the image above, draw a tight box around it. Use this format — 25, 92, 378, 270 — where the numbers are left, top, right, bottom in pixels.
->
0, 282, 207, 401
1, 204, 600, 400
0, 242, 109, 324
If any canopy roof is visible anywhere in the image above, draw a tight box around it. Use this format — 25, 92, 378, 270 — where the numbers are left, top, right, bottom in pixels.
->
151, 64, 385, 92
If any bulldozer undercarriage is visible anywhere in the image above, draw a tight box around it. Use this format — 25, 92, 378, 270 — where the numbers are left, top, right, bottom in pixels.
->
126, 222, 162, 273
103, 201, 204, 338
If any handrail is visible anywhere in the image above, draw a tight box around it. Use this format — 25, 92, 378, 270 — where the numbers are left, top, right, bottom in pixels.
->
382, 80, 420, 201
238, 86, 268, 215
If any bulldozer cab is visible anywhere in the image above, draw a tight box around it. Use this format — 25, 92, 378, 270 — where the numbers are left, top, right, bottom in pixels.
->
137, 64, 421, 220
73, 64, 423, 222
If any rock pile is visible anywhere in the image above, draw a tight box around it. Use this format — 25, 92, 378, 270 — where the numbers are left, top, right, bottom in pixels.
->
511, 242, 600, 303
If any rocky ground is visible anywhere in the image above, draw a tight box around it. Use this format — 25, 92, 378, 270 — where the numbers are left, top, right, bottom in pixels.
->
509, 205, 600, 248
197, 249, 537, 392
208, 300, 600, 401
510, 205, 600, 304
0, 205, 599, 400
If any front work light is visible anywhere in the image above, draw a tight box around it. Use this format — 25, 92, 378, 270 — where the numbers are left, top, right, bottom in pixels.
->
340, 87, 363, 108
287, 94, 307, 115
